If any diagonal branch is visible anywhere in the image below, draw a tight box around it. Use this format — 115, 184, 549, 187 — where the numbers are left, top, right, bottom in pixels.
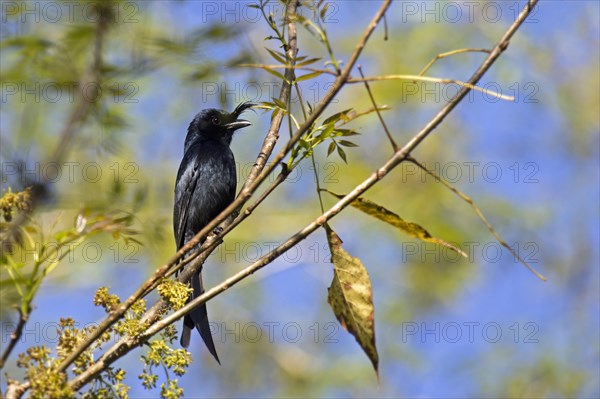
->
0, 307, 29, 370
58, 1, 393, 393
357, 65, 398, 152
52, 0, 393, 385
407, 156, 546, 280
144, 0, 543, 336
51, 2, 109, 164
166, 0, 393, 269
61, 0, 538, 393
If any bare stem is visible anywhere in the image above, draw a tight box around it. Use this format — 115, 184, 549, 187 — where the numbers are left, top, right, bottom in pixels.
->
407, 156, 546, 281
357, 65, 398, 151
0, 308, 29, 370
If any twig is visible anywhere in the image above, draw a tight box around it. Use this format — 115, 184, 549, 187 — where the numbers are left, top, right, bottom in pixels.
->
357, 65, 398, 151
51, 3, 109, 164
348, 75, 515, 102
0, 308, 29, 370
418, 48, 491, 77
406, 156, 546, 281
141, 0, 541, 339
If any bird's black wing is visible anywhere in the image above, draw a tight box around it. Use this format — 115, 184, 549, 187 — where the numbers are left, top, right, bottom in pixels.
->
173, 151, 200, 251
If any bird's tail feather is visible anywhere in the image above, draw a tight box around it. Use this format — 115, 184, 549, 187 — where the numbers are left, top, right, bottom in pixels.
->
180, 270, 220, 364
180, 315, 193, 348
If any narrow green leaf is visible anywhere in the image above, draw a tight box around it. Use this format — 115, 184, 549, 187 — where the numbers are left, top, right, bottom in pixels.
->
323, 108, 353, 125
298, 138, 310, 150
257, 101, 276, 110
320, 3, 331, 21
326, 226, 379, 378
295, 71, 324, 82
260, 66, 289, 83
334, 129, 360, 137
327, 141, 336, 156
325, 191, 467, 257
296, 57, 322, 67
337, 146, 347, 163
272, 97, 287, 110
317, 123, 336, 142
339, 140, 358, 147
265, 48, 286, 64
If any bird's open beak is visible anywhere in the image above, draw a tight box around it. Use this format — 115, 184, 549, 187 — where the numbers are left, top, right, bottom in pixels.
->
225, 101, 256, 131
224, 119, 251, 131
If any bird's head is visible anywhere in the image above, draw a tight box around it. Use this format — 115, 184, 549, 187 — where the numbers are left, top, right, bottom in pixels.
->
185, 102, 255, 150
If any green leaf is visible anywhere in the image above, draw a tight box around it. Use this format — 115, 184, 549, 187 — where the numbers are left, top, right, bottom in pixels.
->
337, 146, 347, 163
317, 123, 336, 142
259, 66, 289, 83
334, 129, 360, 137
257, 101, 276, 110
339, 140, 358, 147
295, 70, 324, 82
323, 108, 353, 125
272, 97, 287, 110
298, 138, 310, 150
324, 191, 467, 257
326, 226, 379, 378
265, 48, 286, 64
296, 57, 322, 67
320, 3, 331, 21
327, 141, 336, 156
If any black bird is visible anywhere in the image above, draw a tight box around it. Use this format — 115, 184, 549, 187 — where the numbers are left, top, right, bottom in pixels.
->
174, 102, 254, 363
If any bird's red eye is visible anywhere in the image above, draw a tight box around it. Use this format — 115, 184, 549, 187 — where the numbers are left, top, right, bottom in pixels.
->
212, 117, 220, 125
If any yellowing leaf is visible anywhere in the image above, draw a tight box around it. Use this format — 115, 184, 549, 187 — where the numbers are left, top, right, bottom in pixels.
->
295, 71, 324, 82
326, 226, 379, 378
265, 47, 286, 64
259, 66, 289, 83
326, 191, 467, 257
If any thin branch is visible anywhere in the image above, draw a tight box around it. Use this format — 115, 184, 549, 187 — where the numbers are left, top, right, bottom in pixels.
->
406, 156, 546, 281
51, 3, 109, 164
239, 0, 299, 193
348, 74, 515, 102
62, 0, 538, 393
162, 0, 392, 280
145, 0, 543, 336
399, 0, 538, 155
419, 48, 491, 77
0, 307, 29, 370
357, 65, 398, 151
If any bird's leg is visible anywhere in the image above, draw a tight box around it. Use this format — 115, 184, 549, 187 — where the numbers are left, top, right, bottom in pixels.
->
210, 210, 238, 237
